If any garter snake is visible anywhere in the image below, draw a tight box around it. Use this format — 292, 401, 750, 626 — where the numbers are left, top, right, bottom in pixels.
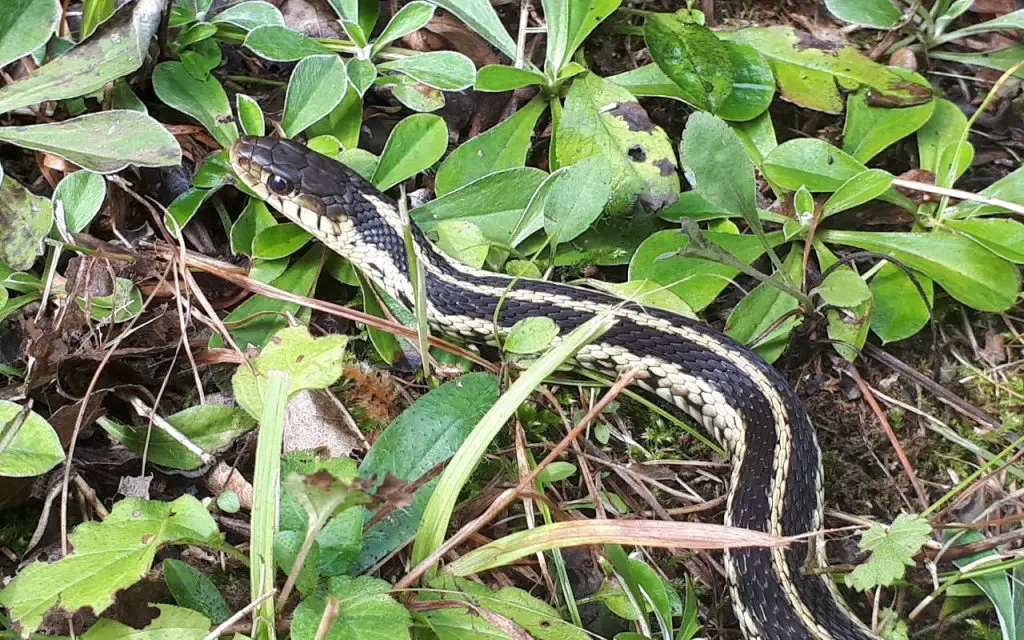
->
229, 136, 879, 640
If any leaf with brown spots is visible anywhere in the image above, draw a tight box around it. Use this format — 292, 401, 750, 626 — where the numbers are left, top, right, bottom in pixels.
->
0, 175, 52, 271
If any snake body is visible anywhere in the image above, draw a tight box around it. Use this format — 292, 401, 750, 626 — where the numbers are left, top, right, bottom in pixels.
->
229, 136, 879, 640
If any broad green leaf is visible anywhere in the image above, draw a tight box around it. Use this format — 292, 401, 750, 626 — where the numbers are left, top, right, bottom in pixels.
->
422, 0, 516, 59
824, 0, 900, 28
249, 257, 289, 284
842, 75, 935, 162
236, 94, 266, 136
536, 460, 576, 484
165, 187, 214, 234
826, 281, 871, 361
586, 279, 695, 318
563, 0, 621, 67
163, 559, 230, 624
282, 54, 348, 137
99, 405, 256, 470
231, 199, 277, 255
715, 42, 775, 122
552, 213, 658, 267
726, 26, 932, 114
946, 530, 1020, 640
232, 325, 348, 419
435, 95, 546, 195
80, 604, 210, 640
941, 9, 1024, 40
935, 140, 974, 189
818, 229, 1020, 311
680, 112, 756, 220
177, 21, 218, 48
211, 245, 326, 349
543, 156, 612, 245
644, 16, 732, 113
731, 109, 779, 165
0, 400, 64, 478
814, 267, 871, 308
554, 73, 679, 215
390, 74, 445, 113
339, 148, 378, 181
153, 61, 238, 147
0, 495, 220, 636
849, 514, 931, 591
357, 373, 498, 570
210, 1, 284, 30
192, 150, 232, 189
436, 220, 489, 268
931, 45, 1024, 79
0, 175, 53, 271
917, 98, 967, 175
291, 576, 410, 640
372, 113, 448, 191
822, 169, 893, 216
0, 0, 59, 69
946, 166, 1024, 218
308, 89, 363, 149
725, 247, 803, 363
505, 317, 559, 354
377, 51, 476, 91
869, 262, 932, 344
946, 218, 1024, 264
372, 1, 434, 54
274, 531, 321, 598
347, 57, 377, 96
412, 168, 548, 246
475, 64, 546, 91
629, 229, 784, 311
0, 0, 159, 114
243, 25, 332, 61
0, 111, 181, 173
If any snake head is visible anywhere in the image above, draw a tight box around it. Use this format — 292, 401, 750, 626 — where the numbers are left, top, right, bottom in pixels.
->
229, 136, 332, 224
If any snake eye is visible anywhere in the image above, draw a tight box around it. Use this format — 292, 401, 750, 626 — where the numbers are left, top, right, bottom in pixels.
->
267, 174, 293, 195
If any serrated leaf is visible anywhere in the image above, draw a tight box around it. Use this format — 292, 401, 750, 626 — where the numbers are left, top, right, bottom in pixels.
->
849, 514, 931, 591
0, 496, 220, 635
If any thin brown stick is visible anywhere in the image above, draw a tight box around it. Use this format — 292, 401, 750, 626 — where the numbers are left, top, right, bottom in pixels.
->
847, 365, 929, 511
393, 369, 640, 591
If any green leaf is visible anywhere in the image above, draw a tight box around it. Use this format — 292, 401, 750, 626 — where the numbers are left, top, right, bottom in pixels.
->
153, 61, 238, 147
282, 54, 348, 137
372, 1, 434, 54
231, 199, 276, 255
554, 73, 679, 215
414, 168, 548, 247
165, 187, 214, 234
505, 317, 560, 354
435, 95, 546, 196
849, 514, 931, 591
814, 267, 871, 308
163, 558, 231, 624
236, 94, 266, 136
917, 99, 967, 176
680, 112, 756, 220
931, 45, 1024, 79
946, 218, 1024, 264
764, 138, 869, 191
644, 16, 732, 113
0, 175, 53, 271
422, 0, 516, 59
213, 245, 326, 349
586, 279, 695, 318
941, 8, 1024, 40
76, 277, 143, 324
253, 223, 314, 259
543, 156, 612, 245
725, 247, 804, 363
869, 262, 933, 344
822, 169, 893, 216
99, 405, 256, 470
232, 325, 348, 420
629, 229, 784, 311
210, 1, 285, 30
0, 0, 59, 69
0, 400, 64, 478
715, 42, 775, 122
378, 51, 476, 91
372, 113, 448, 191
358, 373, 498, 571
217, 490, 241, 513
389, 75, 445, 113
292, 576, 410, 640
347, 57, 377, 96
436, 220, 489, 268
0, 495, 220, 636
824, 0, 900, 28
0, 0, 158, 114
80, 604, 210, 640
825, 278, 871, 361
947, 166, 1024, 218
475, 64, 546, 91
536, 460, 576, 484
309, 89, 363, 149
0, 111, 181, 174
243, 25, 332, 61
843, 76, 935, 163
726, 26, 932, 114
818, 229, 1021, 312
